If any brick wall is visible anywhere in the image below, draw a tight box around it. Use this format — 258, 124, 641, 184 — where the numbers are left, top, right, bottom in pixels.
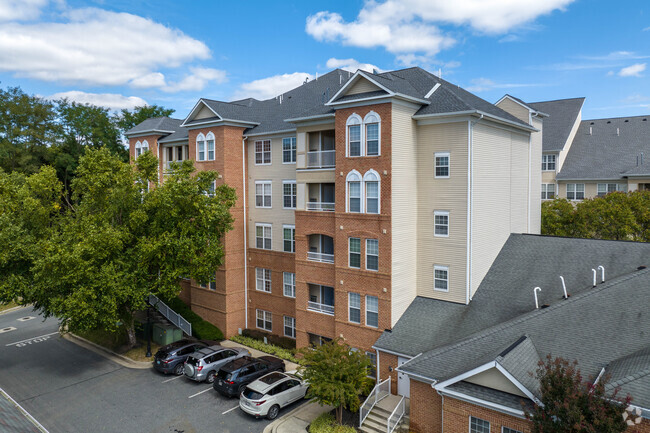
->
409, 379, 443, 433
377, 351, 398, 391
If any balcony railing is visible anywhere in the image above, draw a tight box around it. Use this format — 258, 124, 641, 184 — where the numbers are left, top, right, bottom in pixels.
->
307, 251, 335, 263
307, 202, 335, 212
307, 150, 335, 168
307, 301, 335, 316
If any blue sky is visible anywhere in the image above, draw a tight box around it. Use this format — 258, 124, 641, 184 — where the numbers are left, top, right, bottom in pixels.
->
0, 0, 648, 120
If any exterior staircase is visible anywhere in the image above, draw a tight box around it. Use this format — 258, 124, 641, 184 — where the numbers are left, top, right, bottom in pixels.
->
360, 394, 410, 433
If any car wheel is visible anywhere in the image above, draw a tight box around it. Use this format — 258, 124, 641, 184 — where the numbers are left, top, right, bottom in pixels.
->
266, 405, 280, 420
206, 371, 216, 384
173, 363, 184, 376
237, 384, 246, 397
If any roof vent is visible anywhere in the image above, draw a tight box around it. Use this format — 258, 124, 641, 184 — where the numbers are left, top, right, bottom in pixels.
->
559, 276, 569, 299
589, 126, 592, 135
617, 127, 620, 136
373, 68, 380, 75
534, 287, 542, 309
625, 119, 629, 122
607, 120, 611, 124
590, 121, 595, 125
643, 118, 647, 121
638, 265, 647, 270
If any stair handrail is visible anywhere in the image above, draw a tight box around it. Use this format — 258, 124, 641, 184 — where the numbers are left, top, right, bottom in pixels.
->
359, 376, 391, 427
387, 396, 405, 433
148, 294, 192, 336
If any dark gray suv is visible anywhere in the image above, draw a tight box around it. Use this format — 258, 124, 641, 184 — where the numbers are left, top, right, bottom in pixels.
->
184, 345, 250, 383
153, 339, 209, 375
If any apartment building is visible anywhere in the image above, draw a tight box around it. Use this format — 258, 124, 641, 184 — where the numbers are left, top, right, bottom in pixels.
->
126, 67, 542, 359
497, 95, 650, 202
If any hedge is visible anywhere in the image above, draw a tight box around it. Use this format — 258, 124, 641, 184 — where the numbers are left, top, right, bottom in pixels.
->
242, 328, 296, 350
164, 297, 224, 341
309, 413, 356, 433
230, 335, 301, 364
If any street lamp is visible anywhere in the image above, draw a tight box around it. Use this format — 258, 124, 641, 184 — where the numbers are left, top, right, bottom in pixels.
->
146, 305, 152, 358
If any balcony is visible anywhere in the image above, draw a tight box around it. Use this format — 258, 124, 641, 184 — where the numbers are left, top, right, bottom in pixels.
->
307, 301, 335, 315
306, 202, 335, 212
307, 251, 335, 263
308, 284, 335, 316
308, 234, 334, 264
307, 150, 335, 168
306, 183, 335, 212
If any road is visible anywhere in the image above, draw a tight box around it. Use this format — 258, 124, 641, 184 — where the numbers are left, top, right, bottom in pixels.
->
0, 307, 297, 433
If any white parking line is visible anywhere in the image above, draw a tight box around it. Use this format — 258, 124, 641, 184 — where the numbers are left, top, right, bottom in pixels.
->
0, 386, 50, 433
162, 375, 184, 383
188, 387, 213, 399
5, 332, 59, 347
222, 405, 239, 415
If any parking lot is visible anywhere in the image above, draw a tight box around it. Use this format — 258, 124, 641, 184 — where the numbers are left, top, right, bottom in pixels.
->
0, 307, 303, 433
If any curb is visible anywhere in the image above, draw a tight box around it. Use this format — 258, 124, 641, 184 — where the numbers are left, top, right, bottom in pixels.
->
62, 332, 152, 369
0, 305, 30, 316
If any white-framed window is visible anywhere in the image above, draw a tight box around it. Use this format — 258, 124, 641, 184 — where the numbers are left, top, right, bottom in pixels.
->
434, 265, 449, 292
196, 133, 206, 161
283, 316, 296, 339
282, 180, 296, 209
256, 309, 272, 331
134, 140, 149, 159
347, 114, 362, 157
366, 239, 378, 271
597, 183, 626, 197
349, 238, 361, 268
364, 169, 380, 214
366, 351, 377, 378
470, 416, 490, 433
255, 223, 272, 250
206, 132, 215, 161
366, 295, 378, 328
283, 272, 295, 298
542, 154, 556, 171
346, 170, 362, 213
255, 268, 271, 292
255, 181, 272, 208
282, 137, 296, 164
435, 152, 450, 178
255, 140, 271, 165
434, 211, 449, 237
502, 427, 523, 433
283, 225, 295, 253
209, 281, 216, 291
541, 184, 555, 200
348, 292, 361, 323
566, 183, 585, 201
364, 111, 381, 156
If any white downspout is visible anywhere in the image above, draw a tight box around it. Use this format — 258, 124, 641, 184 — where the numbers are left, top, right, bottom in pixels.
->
528, 113, 532, 232
466, 114, 483, 304
242, 136, 249, 329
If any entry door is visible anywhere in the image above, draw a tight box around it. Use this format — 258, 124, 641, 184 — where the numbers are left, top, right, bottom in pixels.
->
397, 356, 410, 398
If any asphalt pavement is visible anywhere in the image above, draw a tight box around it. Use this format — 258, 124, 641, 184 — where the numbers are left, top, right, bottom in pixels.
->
0, 307, 299, 433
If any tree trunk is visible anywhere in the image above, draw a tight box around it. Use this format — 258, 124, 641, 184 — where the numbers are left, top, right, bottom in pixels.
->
336, 405, 343, 425
125, 322, 137, 349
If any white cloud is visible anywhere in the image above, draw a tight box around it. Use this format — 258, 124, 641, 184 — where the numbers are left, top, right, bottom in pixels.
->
0, 0, 48, 22
499, 34, 520, 43
465, 77, 542, 92
162, 67, 227, 92
325, 58, 380, 73
48, 91, 147, 110
0, 7, 214, 90
233, 72, 314, 101
619, 63, 646, 77
129, 73, 167, 89
306, 0, 574, 58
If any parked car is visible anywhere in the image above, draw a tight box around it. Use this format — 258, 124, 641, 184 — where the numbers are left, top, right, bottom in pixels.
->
239, 371, 309, 420
184, 346, 250, 383
213, 356, 285, 397
153, 339, 209, 375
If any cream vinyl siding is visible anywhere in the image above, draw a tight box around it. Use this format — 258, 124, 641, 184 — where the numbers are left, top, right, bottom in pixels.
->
496, 98, 530, 123
247, 135, 296, 251
471, 123, 531, 297
529, 118, 543, 233
464, 368, 528, 398
417, 121, 468, 304
556, 182, 598, 200
391, 103, 419, 326
558, 110, 582, 172
195, 104, 216, 120
346, 78, 382, 95
541, 171, 557, 184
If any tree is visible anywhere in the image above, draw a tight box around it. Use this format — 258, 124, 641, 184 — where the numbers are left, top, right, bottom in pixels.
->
526, 355, 629, 433
0, 148, 236, 348
114, 105, 175, 136
298, 339, 373, 425
541, 198, 585, 238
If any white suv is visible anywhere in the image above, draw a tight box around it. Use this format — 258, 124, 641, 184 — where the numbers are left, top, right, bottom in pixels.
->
239, 371, 308, 420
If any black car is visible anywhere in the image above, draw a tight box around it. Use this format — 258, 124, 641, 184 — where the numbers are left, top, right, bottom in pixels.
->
153, 339, 209, 375
213, 356, 285, 397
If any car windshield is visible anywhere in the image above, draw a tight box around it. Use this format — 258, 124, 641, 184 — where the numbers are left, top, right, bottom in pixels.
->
243, 388, 263, 400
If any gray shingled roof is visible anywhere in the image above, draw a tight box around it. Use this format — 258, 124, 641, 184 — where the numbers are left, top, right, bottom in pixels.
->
375, 234, 650, 357
497, 336, 541, 397
606, 348, 650, 412
556, 115, 650, 180
400, 266, 650, 402
125, 116, 183, 136
445, 381, 535, 413
528, 98, 585, 152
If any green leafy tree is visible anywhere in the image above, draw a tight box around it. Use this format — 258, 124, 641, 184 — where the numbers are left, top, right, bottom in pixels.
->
526, 355, 629, 433
578, 193, 637, 241
114, 105, 175, 136
298, 338, 373, 425
0, 148, 236, 348
541, 198, 584, 237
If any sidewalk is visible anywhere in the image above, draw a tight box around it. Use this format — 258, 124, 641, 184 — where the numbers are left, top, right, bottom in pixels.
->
263, 400, 334, 433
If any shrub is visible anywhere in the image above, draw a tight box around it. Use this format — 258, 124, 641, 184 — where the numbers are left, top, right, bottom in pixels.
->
242, 328, 296, 350
309, 413, 356, 433
230, 335, 301, 364
162, 296, 223, 341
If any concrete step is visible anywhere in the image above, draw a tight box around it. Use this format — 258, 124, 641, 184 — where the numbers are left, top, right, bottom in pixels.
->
370, 405, 393, 418
363, 416, 387, 432
359, 423, 384, 433
367, 411, 390, 425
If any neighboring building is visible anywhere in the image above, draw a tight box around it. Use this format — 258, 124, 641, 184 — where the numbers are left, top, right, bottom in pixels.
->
125, 67, 542, 358
374, 234, 650, 432
497, 95, 650, 202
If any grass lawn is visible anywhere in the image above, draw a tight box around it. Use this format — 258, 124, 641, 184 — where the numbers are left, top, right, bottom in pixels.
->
77, 327, 160, 362
0, 301, 20, 313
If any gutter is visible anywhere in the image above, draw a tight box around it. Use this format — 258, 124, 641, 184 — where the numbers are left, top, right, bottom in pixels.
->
413, 110, 537, 133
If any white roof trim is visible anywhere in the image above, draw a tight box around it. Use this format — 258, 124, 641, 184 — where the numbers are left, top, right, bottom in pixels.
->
425, 83, 441, 99
180, 99, 222, 127
437, 387, 527, 418
326, 70, 392, 105
371, 346, 413, 358
495, 362, 541, 405
284, 113, 335, 123
434, 361, 496, 390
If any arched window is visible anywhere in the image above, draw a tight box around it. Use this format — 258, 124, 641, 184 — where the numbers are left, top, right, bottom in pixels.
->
196, 133, 206, 161
141, 140, 149, 154
205, 132, 215, 160
346, 170, 362, 213
134, 140, 142, 159
363, 112, 381, 156
363, 170, 380, 214
346, 114, 362, 157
